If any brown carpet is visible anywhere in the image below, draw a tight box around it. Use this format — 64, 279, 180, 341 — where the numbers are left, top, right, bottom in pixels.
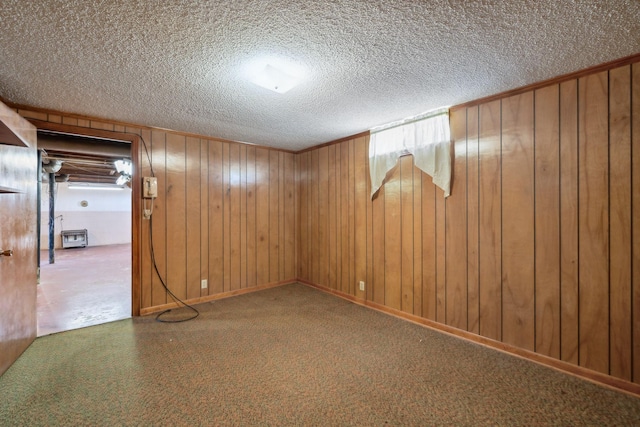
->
1, 283, 639, 425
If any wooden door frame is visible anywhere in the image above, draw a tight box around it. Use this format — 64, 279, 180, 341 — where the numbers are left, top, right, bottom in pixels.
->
29, 119, 142, 316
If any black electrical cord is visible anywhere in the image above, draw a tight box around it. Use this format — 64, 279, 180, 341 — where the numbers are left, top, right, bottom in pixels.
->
136, 132, 200, 323
149, 214, 199, 323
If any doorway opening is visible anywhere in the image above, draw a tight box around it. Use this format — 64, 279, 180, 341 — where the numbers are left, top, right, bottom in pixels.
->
34, 126, 140, 336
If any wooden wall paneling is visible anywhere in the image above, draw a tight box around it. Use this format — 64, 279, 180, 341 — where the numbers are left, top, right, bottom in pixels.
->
435, 187, 446, 324
298, 152, 308, 279
348, 140, 356, 294
239, 145, 247, 288
340, 142, 350, 293
279, 152, 286, 282
185, 137, 202, 300
62, 116, 78, 126
354, 136, 367, 299
269, 150, 280, 283
310, 149, 319, 285
478, 100, 502, 341
372, 165, 386, 305
89, 120, 114, 131
17, 109, 47, 121
578, 71, 610, 374
366, 137, 375, 302
400, 155, 414, 313
632, 62, 640, 383
335, 146, 344, 291
501, 92, 535, 351
151, 130, 168, 306
422, 174, 437, 320
318, 147, 329, 287
466, 107, 480, 334
246, 147, 257, 287
284, 152, 296, 280
412, 157, 423, 316
134, 127, 153, 308
328, 145, 338, 289
534, 85, 561, 358
255, 148, 270, 285
385, 161, 402, 310
166, 133, 187, 300
208, 140, 224, 294
609, 65, 632, 380
559, 80, 580, 364
229, 143, 241, 291
446, 109, 468, 329
222, 143, 231, 291
200, 139, 209, 296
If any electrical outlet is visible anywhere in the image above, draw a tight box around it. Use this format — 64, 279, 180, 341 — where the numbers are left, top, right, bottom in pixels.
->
201, 279, 208, 289
359, 281, 365, 291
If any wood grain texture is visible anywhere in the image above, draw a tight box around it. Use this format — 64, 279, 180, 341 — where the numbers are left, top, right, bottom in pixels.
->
269, 150, 280, 283
609, 65, 632, 380
400, 155, 414, 313
446, 107, 468, 329
559, 80, 579, 365
578, 71, 609, 375
466, 107, 480, 334
255, 148, 270, 286
166, 133, 187, 300
478, 100, 502, 341
222, 143, 231, 292
501, 92, 535, 351
151, 130, 168, 306
534, 85, 561, 359
208, 140, 224, 295
200, 139, 209, 296
354, 137, 367, 299
340, 142, 350, 294
318, 147, 329, 287
230, 144, 241, 291
246, 147, 257, 288
422, 173, 437, 321
632, 62, 640, 383
186, 137, 202, 300
384, 162, 402, 310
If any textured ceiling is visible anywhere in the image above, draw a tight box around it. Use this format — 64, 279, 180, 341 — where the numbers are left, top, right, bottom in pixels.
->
1, 1, 639, 151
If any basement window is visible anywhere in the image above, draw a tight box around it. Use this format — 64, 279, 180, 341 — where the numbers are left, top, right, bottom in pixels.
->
369, 108, 451, 198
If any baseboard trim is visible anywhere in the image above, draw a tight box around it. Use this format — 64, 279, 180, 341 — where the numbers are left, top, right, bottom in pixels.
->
139, 279, 297, 316
299, 279, 640, 397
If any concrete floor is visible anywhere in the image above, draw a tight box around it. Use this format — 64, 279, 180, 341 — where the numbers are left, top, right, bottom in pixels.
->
37, 243, 131, 336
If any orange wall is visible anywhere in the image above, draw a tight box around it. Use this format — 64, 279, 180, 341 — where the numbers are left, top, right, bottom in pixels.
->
297, 61, 640, 384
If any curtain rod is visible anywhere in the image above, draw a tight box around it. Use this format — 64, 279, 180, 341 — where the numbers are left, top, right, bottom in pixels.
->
370, 107, 449, 134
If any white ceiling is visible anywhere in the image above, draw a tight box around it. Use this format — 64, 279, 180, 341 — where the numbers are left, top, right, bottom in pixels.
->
1, 1, 639, 151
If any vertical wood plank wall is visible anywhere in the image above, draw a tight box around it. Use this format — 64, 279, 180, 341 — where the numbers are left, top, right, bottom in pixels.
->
15, 109, 298, 312
11, 57, 640, 387
297, 61, 640, 384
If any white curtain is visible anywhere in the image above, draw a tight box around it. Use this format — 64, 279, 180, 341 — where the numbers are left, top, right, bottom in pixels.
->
369, 109, 451, 198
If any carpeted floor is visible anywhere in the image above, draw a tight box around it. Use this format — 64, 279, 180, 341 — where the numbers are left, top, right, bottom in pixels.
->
1, 283, 639, 426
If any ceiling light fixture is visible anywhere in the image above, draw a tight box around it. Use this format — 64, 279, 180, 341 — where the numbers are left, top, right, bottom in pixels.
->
249, 64, 301, 94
